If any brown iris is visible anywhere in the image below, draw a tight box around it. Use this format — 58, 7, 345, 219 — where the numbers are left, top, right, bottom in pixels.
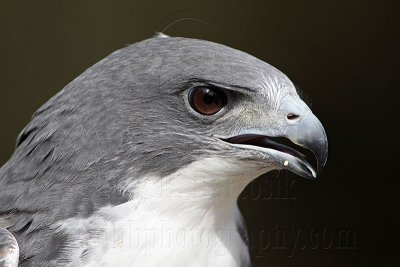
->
189, 87, 227, 115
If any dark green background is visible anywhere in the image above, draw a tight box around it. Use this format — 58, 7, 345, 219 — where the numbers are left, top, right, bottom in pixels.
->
1, 0, 399, 266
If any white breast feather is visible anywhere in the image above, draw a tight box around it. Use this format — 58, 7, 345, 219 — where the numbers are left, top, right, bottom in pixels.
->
55, 158, 271, 267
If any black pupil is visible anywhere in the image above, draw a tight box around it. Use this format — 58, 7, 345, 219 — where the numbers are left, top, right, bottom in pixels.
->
203, 89, 216, 105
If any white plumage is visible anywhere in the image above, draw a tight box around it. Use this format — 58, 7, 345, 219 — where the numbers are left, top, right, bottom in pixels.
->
55, 158, 272, 267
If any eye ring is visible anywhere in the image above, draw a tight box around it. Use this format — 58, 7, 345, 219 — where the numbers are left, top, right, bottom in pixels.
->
188, 87, 228, 115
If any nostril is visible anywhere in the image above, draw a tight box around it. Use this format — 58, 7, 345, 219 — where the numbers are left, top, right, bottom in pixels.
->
287, 113, 300, 120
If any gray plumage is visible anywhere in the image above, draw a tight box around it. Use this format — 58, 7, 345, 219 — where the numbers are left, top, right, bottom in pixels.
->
0, 35, 327, 267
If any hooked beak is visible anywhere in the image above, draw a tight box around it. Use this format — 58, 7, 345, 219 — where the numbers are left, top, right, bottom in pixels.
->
218, 111, 328, 179
284, 111, 328, 175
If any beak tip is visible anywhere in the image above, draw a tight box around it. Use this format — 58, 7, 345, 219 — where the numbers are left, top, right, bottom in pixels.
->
317, 141, 328, 174
303, 170, 317, 180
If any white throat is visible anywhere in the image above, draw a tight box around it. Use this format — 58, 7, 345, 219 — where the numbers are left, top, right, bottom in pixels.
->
58, 158, 271, 267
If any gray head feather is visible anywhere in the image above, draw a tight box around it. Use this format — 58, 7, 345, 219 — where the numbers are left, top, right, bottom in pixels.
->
0, 36, 299, 266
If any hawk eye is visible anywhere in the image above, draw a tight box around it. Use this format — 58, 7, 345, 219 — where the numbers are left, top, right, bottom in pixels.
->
189, 87, 227, 115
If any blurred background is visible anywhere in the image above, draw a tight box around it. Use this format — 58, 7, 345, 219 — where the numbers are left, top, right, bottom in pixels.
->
0, 0, 399, 266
